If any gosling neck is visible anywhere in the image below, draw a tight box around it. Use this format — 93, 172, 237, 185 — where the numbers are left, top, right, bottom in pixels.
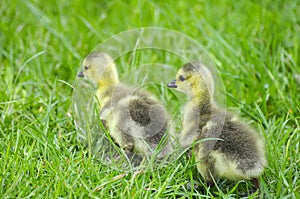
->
96, 79, 119, 98
96, 65, 119, 97
190, 85, 212, 107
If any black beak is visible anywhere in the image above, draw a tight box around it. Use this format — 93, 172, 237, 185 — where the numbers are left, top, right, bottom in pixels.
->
167, 80, 177, 88
78, 71, 84, 77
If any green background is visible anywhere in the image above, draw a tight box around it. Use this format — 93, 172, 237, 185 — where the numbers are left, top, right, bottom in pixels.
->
1, 0, 299, 198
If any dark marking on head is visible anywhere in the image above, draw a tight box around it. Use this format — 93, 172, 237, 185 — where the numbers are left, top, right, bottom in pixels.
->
182, 63, 201, 73
85, 52, 107, 63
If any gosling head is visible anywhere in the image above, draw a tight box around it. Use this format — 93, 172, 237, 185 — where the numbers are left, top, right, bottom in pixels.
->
167, 63, 214, 98
78, 52, 119, 87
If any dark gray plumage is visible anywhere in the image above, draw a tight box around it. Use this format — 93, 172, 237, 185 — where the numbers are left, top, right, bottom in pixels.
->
100, 84, 170, 156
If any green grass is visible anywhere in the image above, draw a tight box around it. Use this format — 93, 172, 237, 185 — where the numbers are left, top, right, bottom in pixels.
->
1, 0, 299, 198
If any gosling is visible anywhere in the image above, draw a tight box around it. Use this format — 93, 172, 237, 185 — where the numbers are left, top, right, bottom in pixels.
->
167, 63, 266, 189
78, 52, 172, 158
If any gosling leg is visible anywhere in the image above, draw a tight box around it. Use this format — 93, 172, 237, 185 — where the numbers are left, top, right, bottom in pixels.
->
251, 178, 260, 190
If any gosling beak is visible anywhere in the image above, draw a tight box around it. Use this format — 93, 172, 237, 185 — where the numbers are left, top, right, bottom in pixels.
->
78, 71, 84, 77
167, 80, 177, 88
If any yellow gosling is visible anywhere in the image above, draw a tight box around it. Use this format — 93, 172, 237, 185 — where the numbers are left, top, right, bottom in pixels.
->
78, 52, 172, 158
167, 63, 266, 189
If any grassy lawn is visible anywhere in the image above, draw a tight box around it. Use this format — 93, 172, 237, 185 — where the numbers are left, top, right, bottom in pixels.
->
1, 0, 299, 198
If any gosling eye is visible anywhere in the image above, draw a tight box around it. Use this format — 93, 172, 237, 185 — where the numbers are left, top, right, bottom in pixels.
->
84, 65, 89, 70
179, 75, 185, 81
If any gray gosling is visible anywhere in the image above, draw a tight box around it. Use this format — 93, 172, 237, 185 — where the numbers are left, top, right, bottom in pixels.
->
167, 63, 266, 189
78, 52, 172, 158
